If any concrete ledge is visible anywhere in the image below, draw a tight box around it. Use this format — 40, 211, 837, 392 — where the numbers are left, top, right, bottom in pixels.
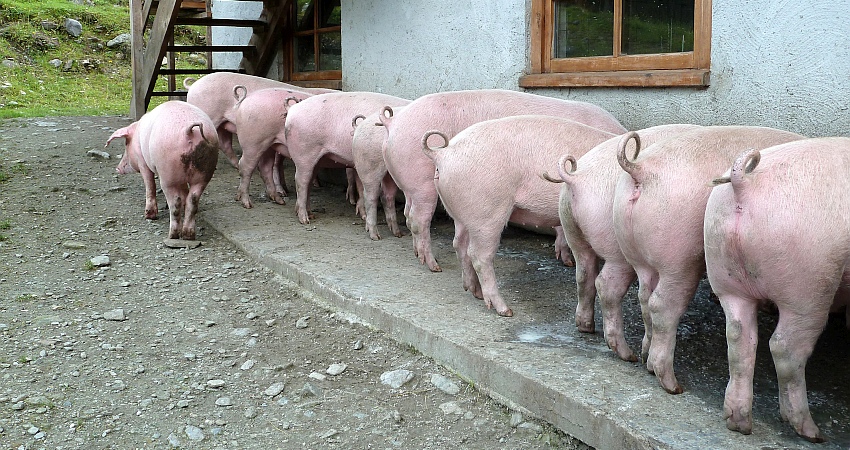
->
201, 186, 843, 449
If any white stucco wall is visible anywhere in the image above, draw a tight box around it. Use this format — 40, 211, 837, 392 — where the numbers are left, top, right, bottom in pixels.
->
210, 0, 264, 70
342, 0, 850, 137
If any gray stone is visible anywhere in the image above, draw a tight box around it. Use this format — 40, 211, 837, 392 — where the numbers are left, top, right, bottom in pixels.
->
430, 373, 461, 395
103, 309, 126, 321
86, 149, 110, 159
64, 18, 82, 37
1, 59, 18, 69
380, 369, 414, 389
49, 59, 62, 68
62, 241, 86, 249
167, 433, 181, 447
264, 381, 285, 397
163, 238, 202, 249
106, 33, 131, 49
439, 401, 463, 415
244, 406, 258, 419
184, 424, 204, 441
90, 255, 110, 267
63, 59, 74, 71
301, 382, 322, 398
41, 20, 58, 31
509, 411, 524, 427
207, 379, 225, 389
326, 363, 347, 376
215, 397, 232, 407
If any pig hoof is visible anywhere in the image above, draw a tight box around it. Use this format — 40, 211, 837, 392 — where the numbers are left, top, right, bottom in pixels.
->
662, 383, 683, 395
498, 308, 514, 317
576, 321, 595, 333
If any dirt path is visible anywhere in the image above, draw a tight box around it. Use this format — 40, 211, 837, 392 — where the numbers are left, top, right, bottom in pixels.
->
0, 115, 581, 449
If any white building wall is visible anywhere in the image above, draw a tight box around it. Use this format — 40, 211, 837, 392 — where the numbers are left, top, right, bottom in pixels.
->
210, 0, 264, 70
342, 0, 850, 137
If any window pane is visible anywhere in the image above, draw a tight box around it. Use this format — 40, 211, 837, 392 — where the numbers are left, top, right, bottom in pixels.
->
553, 0, 614, 58
319, 31, 342, 70
622, 0, 694, 54
296, 0, 314, 32
294, 35, 316, 72
319, 0, 341, 28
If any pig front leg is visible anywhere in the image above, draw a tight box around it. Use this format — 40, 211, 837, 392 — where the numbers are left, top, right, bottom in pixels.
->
217, 125, 239, 168
139, 167, 159, 220
553, 226, 575, 267
257, 149, 287, 205
597, 262, 638, 362
380, 174, 403, 238
235, 141, 271, 209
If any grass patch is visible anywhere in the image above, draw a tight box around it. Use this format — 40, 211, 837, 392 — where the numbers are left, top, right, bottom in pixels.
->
0, 219, 11, 230
15, 293, 35, 302
84, 260, 96, 271
0, 0, 206, 118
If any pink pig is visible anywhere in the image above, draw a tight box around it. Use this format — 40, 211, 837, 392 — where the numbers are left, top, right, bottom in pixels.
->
422, 115, 616, 317
381, 89, 627, 273
351, 106, 409, 240
226, 86, 313, 208
106, 100, 219, 240
184, 72, 334, 167
612, 126, 804, 395
546, 124, 702, 362
705, 137, 850, 442
283, 92, 410, 224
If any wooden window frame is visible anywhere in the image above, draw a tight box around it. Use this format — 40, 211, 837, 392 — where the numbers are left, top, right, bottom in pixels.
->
520, 0, 712, 88
285, 0, 342, 88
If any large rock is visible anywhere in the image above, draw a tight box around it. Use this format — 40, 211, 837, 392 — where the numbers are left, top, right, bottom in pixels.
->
64, 18, 82, 37
107, 33, 131, 49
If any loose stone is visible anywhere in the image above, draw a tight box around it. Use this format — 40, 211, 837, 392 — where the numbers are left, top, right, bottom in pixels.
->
184, 425, 204, 441
215, 397, 232, 407
103, 309, 126, 321
430, 373, 461, 395
264, 381, 285, 397
240, 360, 255, 371
207, 379, 226, 389
90, 255, 110, 267
326, 363, 347, 376
380, 369, 414, 389
295, 316, 310, 329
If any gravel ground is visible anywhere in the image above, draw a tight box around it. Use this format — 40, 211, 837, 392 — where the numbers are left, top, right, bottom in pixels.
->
0, 115, 586, 449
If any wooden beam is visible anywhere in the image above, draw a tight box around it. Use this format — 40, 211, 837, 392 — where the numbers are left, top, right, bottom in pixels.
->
519, 69, 711, 88
141, 0, 182, 112
130, 0, 147, 119
245, 0, 290, 76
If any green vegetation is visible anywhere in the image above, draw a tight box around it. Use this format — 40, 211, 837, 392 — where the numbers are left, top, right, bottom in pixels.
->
0, 219, 10, 230
0, 0, 207, 118
84, 260, 96, 271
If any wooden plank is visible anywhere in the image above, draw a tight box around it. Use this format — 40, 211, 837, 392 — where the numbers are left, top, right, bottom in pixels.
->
518, 69, 710, 88
166, 45, 256, 53
130, 0, 147, 119
175, 17, 267, 28
157, 68, 244, 75
141, 0, 182, 112
528, 0, 543, 74
694, 0, 712, 69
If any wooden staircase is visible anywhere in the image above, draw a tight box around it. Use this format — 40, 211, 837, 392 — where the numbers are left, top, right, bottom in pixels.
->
129, 0, 291, 119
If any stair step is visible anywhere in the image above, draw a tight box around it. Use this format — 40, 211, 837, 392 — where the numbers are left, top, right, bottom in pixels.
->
174, 17, 267, 28
166, 45, 255, 53
150, 91, 188, 97
157, 68, 245, 75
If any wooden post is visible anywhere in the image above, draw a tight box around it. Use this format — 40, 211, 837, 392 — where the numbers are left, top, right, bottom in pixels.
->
129, 0, 146, 119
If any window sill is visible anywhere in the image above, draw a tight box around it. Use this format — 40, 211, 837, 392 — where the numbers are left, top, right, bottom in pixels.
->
519, 69, 710, 88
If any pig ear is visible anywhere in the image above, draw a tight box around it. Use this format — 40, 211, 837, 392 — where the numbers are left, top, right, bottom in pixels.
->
105, 126, 132, 148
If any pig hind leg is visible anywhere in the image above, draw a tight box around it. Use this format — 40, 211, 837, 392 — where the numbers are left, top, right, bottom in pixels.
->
597, 262, 638, 362
452, 222, 482, 299
467, 225, 512, 317
718, 294, 759, 436
634, 267, 659, 365
570, 238, 600, 333
406, 194, 441, 272
771, 295, 832, 442
180, 186, 205, 240
646, 272, 702, 394
162, 185, 186, 239
218, 126, 239, 168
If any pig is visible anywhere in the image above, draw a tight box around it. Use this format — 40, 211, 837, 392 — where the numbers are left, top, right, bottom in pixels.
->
611, 126, 805, 395
351, 106, 410, 240
381, 89, 627, 273
422, 115, 617, 317
226, 86, 312, 208
546, 124, 702, 362
283, 92, 410, 224
704, 137, 850, 442
184, 72, 334, 167
105, 100, 219, 240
